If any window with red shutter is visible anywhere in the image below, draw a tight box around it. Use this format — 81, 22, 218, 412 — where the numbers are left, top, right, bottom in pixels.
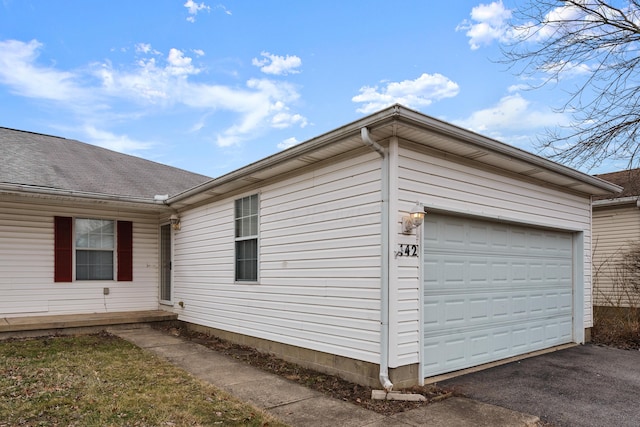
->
54, 216, 73, 282
117, 221, 133, 281
54, 217, 133, 282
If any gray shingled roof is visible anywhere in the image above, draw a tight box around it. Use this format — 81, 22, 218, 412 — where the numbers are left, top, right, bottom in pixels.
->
593, 168, 640, 200
0, 127, 211, 199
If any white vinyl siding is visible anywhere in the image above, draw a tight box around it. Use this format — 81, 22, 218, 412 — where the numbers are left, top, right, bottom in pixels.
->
0, 197, 160, 316
392, 141, 592, 368
173, 151, 384, 363
592, 205, 640, 307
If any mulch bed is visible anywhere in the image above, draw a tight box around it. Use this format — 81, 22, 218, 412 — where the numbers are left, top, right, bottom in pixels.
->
156, 325, 454, 415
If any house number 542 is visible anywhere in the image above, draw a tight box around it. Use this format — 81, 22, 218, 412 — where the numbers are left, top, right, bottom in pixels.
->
397, 244, 419, 257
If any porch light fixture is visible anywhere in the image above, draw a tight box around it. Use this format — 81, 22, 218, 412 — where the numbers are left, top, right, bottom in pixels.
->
402, 202, 426, 234
170, 214, 181, 231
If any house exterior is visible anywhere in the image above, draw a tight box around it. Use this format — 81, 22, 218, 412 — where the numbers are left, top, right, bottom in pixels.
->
0, 128, 210, 317
1, 105, 620, 389
592, 169, 640, 308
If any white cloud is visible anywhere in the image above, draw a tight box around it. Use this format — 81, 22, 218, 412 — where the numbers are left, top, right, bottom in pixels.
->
272, 112, 307, 129
198, 78, 306, 146
278, 137, 300, 150
135, 43, 151, 54
0, 38, 307, 151
532, 3, 584, 42
352, 73, 459, 114
215, 4, 232, 15
192, 49, 205, 57
96, 49, 199, 102
507, 83, 528, 92
455, 93, 567, 134
135, 43, 160, 55
0, 39, 85, 102
184, 0, 210, 22
540, 60, 592, 78
82, 125, 153, 153
166, 48, 200, 75
456, 1, 513, 50
252, 52, 302, 75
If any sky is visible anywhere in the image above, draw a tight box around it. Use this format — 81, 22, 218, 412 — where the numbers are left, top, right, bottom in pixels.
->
0, 0, 626, 178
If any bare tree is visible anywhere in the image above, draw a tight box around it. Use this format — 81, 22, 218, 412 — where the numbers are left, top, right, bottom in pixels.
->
503, 0, 640, 169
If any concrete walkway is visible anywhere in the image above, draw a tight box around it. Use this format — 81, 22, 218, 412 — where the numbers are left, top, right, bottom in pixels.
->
110, 325, 539, 427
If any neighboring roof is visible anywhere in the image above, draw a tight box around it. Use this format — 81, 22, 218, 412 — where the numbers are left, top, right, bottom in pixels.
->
0, 127, 211, 203
168, 104, 622, 209
594, 168, 640, 198
593, 168, 640, 206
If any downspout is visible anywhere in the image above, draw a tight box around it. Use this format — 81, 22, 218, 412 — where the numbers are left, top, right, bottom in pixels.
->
361, 127, 393, 392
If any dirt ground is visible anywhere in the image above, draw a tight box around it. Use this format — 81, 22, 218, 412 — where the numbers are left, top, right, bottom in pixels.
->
157, 318, 637, 418
158, 325, 454, 416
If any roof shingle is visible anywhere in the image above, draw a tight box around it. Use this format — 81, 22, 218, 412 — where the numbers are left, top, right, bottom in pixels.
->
593, 168, 640, 200
0, 127, 211, 199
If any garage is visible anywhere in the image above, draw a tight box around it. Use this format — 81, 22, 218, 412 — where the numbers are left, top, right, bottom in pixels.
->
422, 214, 574, 378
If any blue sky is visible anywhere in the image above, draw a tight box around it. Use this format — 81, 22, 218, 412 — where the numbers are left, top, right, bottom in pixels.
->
0, 1, 623, 177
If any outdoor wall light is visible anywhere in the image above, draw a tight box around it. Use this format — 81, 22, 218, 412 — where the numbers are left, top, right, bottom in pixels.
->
402, 202, 426, 234
170, 214, 181, 231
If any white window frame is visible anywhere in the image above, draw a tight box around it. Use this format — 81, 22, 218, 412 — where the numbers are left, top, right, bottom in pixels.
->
234, 194, 259, 283
74, 217, 116, 281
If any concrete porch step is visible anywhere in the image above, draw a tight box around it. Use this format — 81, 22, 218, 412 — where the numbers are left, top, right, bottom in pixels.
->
0, 310, 178, 335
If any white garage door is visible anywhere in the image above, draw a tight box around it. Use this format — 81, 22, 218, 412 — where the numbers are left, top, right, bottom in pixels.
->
422, 214, 573, 378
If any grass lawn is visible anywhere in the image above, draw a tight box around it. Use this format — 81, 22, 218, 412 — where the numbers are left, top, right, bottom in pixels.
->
0, 333, 287, 426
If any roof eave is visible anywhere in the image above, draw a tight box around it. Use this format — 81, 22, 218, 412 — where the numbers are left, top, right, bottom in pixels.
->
0, 183, 170, 210
392, 105, 623, 195
167, 106, 402, 205
592, 196, 639, 208
168, 104, 623, 208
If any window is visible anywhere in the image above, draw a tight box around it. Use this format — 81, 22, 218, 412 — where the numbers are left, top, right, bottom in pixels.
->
76, 218, 115, 280
54, 216, 133, 282
235, 194, 258, 282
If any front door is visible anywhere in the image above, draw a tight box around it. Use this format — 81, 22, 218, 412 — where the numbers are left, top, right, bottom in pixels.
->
160, 224, 172, 303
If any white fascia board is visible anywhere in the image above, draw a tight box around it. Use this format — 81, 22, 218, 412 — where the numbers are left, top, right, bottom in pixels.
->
0, 183, 169, 210
592, 196, 639, 208
168, 104, 623, 207
393, 105, 623, 195
167, 108, 398, 205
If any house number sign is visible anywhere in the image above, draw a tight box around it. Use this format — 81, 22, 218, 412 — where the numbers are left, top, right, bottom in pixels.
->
396, 244, 419, 257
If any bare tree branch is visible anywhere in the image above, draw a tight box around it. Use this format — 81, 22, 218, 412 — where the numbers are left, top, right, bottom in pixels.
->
503, 0, 640, 169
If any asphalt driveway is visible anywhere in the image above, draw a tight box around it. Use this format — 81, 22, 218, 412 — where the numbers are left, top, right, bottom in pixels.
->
441, 344, 640, 427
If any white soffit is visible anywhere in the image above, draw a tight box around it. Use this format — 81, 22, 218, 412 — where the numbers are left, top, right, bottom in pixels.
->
169, 105, 621, 208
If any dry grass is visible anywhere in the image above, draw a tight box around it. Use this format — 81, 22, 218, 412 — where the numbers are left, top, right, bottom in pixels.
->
0, 332, 286, 427
592, 306, 640, 349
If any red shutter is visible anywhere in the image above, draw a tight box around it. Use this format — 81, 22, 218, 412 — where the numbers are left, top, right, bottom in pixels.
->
117, 221, 133, 281
54, 216, 73, 282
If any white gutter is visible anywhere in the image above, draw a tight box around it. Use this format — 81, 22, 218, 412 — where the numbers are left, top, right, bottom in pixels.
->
0, 182, 165, 206
361, 127, 393, 392
592, 196, 639, 208
393, 106, 622, 195
168, 105, 621, 209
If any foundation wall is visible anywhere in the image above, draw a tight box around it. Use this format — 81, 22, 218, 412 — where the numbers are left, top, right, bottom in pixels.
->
184, 321, 419, 388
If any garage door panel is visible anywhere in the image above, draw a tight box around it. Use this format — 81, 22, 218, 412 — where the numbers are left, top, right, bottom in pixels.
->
425, 255, 572, 290
423, 318, 572, 374
424, 293, 572, 331
423, 214, 574, 378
